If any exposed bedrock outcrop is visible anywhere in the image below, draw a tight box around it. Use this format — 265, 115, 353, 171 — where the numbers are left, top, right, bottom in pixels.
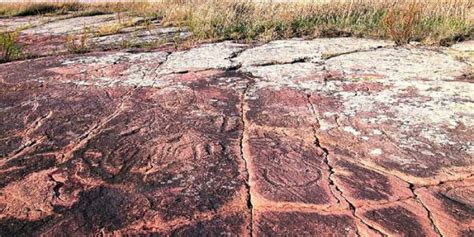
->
0, 38, 472, 236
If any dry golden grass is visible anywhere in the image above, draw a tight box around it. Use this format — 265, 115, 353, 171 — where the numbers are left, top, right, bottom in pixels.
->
0, 0, 472, 45
155, 0, 473, 45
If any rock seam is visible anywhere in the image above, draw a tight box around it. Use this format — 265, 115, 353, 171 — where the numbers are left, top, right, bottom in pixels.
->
305, 94, 386, 237
239, 76, 255, 237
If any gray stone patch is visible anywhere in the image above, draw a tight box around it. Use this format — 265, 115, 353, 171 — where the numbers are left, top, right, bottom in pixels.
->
157, 41, 247, 74
62, 51, 170, 87
94, 27, 190, 49
239, 62, 324, 83
451, 40, 474, 52
325, 47, 471, 81
0, 15, 71, 32
234, 37, 393, 67
22, 14, 143, 35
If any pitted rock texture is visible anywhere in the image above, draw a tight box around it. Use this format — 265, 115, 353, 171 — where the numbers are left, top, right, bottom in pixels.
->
1, 38, 473, 236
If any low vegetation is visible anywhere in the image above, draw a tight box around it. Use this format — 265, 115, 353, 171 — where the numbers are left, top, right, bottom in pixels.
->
65, 28, 95, 54
0, 0, 472, 46
0, 3, 80, 17
0, 31, 22, 63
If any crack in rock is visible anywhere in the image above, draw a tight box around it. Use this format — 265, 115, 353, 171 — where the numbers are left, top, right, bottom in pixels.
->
409, 184, 444, 237
239, 76, 255, 237
305, 93, 385, 237
320, 45, 392, 60
344, 157, 445, 237
48, 174, 64, 200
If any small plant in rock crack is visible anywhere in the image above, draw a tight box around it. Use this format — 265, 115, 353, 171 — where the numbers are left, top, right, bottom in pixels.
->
0, 31, 22, 63
65, 28, 95, 54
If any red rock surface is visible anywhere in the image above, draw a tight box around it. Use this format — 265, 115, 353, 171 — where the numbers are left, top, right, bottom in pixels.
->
0, 35, 473, 235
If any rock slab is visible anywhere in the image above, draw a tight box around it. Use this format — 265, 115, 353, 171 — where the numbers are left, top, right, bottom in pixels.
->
0, 38, 473, 236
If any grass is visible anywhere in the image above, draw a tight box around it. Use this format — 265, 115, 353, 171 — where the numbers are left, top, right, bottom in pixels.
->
384, 2, 421, 45
155, 0, 473, 45
94, 14, 141, 37
65, 28, 95, 54
0, 31, 22, 63
0, 0, 472, 46
0, 3, 81, 17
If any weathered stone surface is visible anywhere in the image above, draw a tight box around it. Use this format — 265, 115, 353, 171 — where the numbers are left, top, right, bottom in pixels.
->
309, 48, 473, 185
0, 60, 251, 235
239, 62, 324, 82
254, 210, 375, 236
94, 27, 190, 50
2, 14, 188, 57
416, 178, 474, 236
243, 87, 340, 209
158, 42, 246, 74
1, 38, 472, 235
330, 155, 413, 207
325, 47, 470, 80
358, 199, 439, 236
234, 38, 393, 67
21, 14, 140, 35
452, 40, 474, 52
0, 15, 71, 32
448, 40, 474, 66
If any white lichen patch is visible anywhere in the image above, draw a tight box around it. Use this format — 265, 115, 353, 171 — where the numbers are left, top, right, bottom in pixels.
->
369, 148, 383, 156
326, 47, 470, 81
234, 37, 392, 67
372, 129, 383, 135
61, 51, 171, 88
157, 41, 246, 74
343, 126, 361, 136
240, 62, 322, 81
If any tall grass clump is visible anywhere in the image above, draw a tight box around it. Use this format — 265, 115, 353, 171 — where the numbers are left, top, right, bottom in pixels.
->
65, 28, 95, 54
383, 1, 421, 45
0, 31, 22, 63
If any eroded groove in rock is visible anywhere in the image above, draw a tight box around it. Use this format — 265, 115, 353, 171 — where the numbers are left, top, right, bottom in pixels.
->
1, 110, 52, 161
57, 89, 133, 163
